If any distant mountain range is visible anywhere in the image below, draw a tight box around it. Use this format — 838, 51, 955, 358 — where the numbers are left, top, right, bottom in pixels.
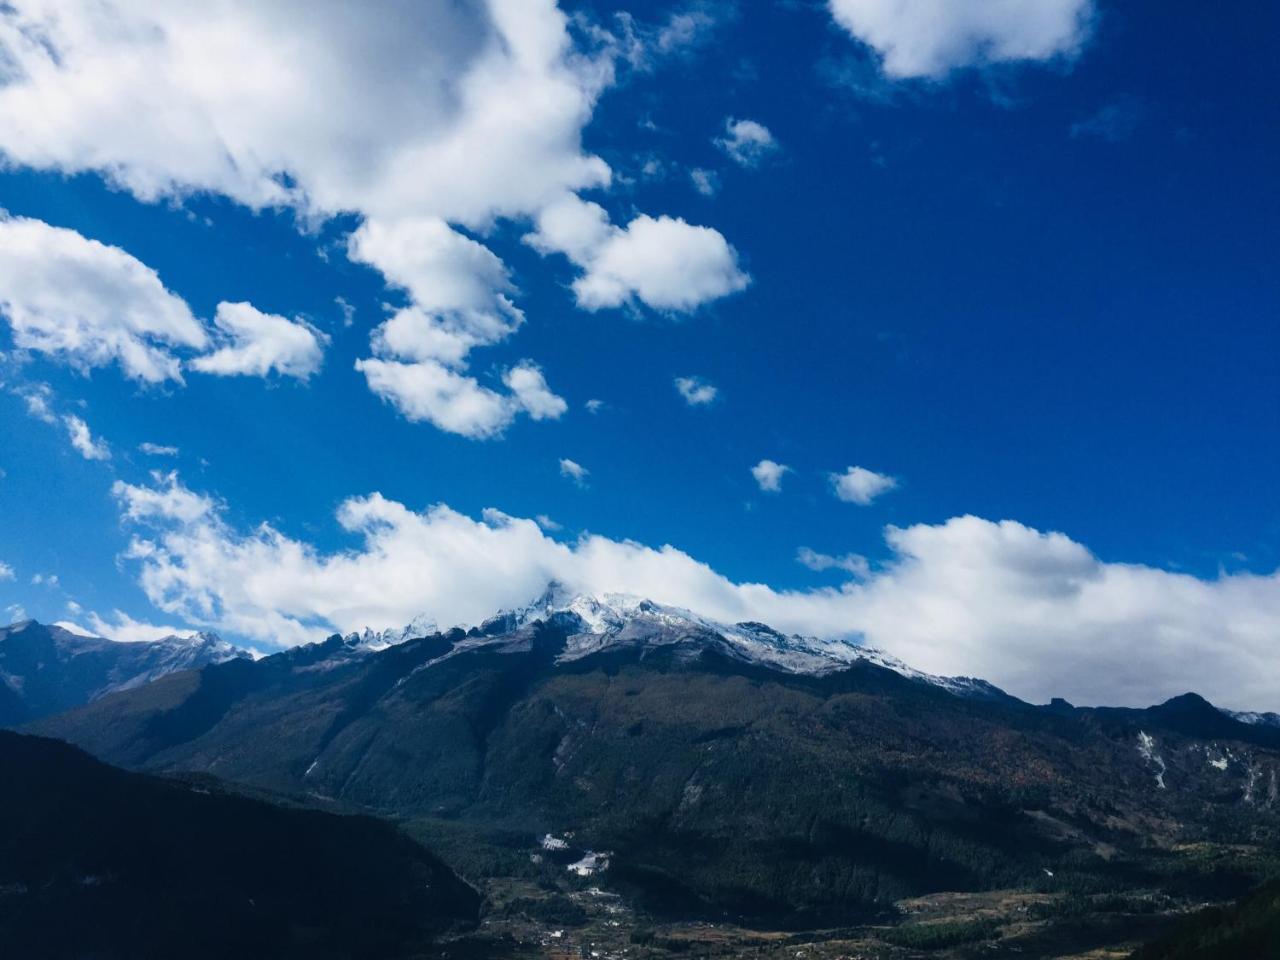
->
23, 589, 1280, 927
0, 620, 251, 725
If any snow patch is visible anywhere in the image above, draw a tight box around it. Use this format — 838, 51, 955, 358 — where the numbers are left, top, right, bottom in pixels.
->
1137, 731, 1167, 789
567, 851, 609, 877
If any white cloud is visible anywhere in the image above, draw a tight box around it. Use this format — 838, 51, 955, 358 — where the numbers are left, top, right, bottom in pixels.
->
797, 546, 870, 578
16, 383, 56, 424
528, 195, 749, 312
347, 217, 521, 337
585, 398, 605, 414
0, 216, 316, 384
831, 465, 897, 505
139, 442, 179, 457
15, 383, 110, 460
114, 471, 215, 525
716, 118, 778, 167
348, 219, 565, 437
655, 8, 717, 55
0, 561, 14, 581
559, 458, 589, 486
51, 619, 98, 638
689, 168, 719, 196
30, 572, 59, 587
0, 215, 207, 383
675, 376, 718, 406
611, 6, 720, 69
109, 474, 1280, 710
354, 336, 566, 439
355, 357, 517, 440
189, 302, 327, 380
335, 296, 356, 328
0, 2, 745, 430
827, 0, 1093, 79
504, 363, 569, 421
535, 514, 563, 532
751, 459, 791, 492
85, 609, 190, 644
567, 212, 747, 311
0, 1, 612, 225
63, 415, 110, 460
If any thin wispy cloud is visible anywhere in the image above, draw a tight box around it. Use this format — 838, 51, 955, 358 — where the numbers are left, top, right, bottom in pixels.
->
559, 458, 590, 486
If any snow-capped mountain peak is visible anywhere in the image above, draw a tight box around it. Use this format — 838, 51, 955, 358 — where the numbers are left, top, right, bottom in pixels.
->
341, 613, 439, 653
335, 586, 1007, 701
469, 585, 1007, 698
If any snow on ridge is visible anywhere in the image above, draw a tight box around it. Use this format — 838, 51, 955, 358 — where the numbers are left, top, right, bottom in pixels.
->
497, 585, 999, 695
343, 585, 1008, 699
341, 613, 439, 653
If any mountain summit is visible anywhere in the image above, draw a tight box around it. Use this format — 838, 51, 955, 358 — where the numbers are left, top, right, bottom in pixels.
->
353, 584, 1007, 699
0, 619, 251, 724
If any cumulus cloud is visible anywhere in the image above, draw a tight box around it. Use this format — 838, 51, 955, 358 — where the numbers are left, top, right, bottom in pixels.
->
354, 330, 566, 439
527, 195, 749, 312
0, 215, 207, 383
751, 459, 791, 492
115, 471, 216, 525
0, 1, 610, 223
0, 216, 326, 384
0, 561, 14, 581
716, 118, 778, 167
109, 474, 1280, 709
63, 415, 110, 461
675, 376, 718, 406
347, 218, 566, 437
831, 465, 897, 505
355, 357, 516, 440
0, 1, 746, 425
189, 302, 327, 380
827, 0, 1094, 79
504, 363, 569, 421
559, 458, 589, 486
347, 217, 521, 337
797, 546, 870, 578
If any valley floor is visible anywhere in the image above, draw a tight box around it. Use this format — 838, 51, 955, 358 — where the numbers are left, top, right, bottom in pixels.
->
443, 874, 1238, 960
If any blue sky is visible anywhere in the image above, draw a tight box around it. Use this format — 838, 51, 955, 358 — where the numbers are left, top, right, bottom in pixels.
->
0, 0, 1276, 707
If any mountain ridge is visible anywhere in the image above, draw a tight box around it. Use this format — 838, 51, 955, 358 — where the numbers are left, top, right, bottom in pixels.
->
0, 619, 252, 725
28, 594, 1280, 926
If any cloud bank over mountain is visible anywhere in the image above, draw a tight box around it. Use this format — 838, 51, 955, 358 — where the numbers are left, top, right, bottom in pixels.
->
111, 473, 1280, 710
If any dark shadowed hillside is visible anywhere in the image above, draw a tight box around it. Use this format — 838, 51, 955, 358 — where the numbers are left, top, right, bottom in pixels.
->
0, 730, 480, 960
1133, 878, 1280, 959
